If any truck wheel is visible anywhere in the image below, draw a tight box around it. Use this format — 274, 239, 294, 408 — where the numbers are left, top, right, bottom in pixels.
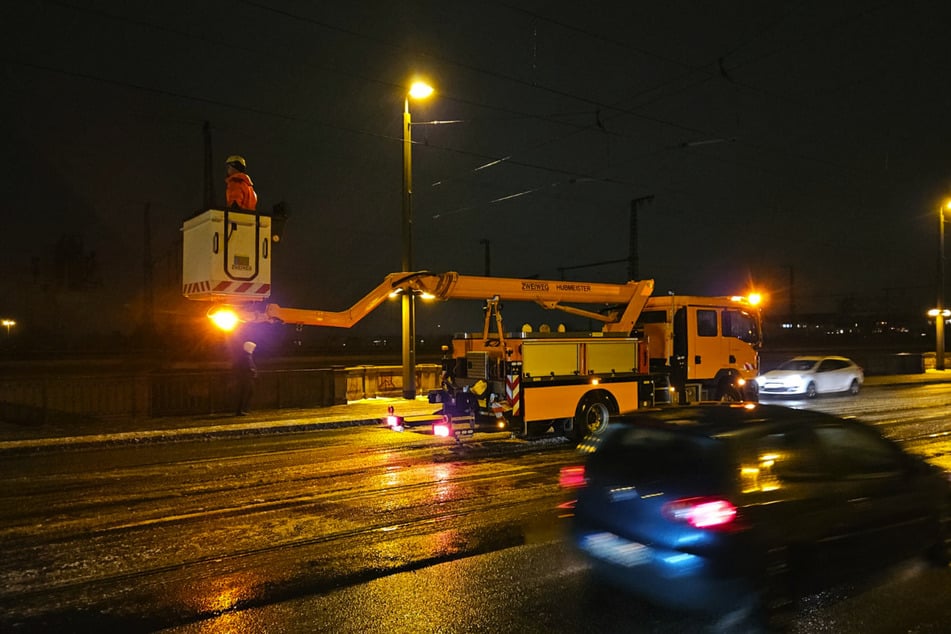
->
744, 381, 760, 403
716, 379, 741, 402
574, 396, 612, 440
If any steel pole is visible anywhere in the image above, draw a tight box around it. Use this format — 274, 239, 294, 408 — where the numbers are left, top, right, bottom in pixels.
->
401, 99, 417, 398
938, 206, 946, 371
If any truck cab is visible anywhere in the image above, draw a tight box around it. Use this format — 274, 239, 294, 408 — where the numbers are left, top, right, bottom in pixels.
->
637, 295, 761, 402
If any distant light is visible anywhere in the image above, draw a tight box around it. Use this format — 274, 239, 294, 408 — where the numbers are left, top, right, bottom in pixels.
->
928, 309, 951, 318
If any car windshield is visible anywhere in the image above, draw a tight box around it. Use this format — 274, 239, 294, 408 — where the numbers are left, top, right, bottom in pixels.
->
777, 359, 819, 371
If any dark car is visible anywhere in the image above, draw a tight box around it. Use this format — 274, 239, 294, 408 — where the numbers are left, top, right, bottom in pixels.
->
564, 403, 951, 624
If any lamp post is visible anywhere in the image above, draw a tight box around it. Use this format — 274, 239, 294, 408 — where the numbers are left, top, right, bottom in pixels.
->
401, 80, 434, 399
937, 200, 951, 371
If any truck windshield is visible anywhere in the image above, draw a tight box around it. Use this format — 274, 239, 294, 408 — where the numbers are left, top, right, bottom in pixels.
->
722, 309, 760, 345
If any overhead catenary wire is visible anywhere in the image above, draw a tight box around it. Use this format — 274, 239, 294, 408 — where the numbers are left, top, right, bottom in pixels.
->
21, 0, 916, 216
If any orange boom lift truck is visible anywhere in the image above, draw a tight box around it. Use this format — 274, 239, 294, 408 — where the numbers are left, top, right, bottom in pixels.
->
182, 209, 762, 442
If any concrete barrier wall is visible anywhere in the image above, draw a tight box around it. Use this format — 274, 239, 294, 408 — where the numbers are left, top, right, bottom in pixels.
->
0, 364, 442, 424
344, 364, 441, 400
12, 352, 928, 424
0, 375, 149, 424
761, 351, 928, 375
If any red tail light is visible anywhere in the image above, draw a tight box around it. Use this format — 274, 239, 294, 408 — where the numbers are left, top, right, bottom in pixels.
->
559, 465, 587, 488
663, 497, 737, 529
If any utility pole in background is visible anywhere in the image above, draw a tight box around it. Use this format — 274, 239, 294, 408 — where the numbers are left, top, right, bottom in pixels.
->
203, 121, 215, 209
143, 202, 154, 336
786, 265, 796, 317
628, 195, 653, 280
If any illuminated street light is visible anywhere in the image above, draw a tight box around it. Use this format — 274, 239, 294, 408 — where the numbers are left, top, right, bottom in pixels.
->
1, 319, 15, 336
936, 200, 951, 371
401, 79, 434, 399
408, 81, 434, 100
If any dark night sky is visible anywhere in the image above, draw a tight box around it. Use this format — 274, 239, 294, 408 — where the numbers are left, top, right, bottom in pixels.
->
3, 0, 951, 339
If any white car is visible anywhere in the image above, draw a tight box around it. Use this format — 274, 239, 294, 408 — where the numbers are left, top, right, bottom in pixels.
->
755, 355, 863, 398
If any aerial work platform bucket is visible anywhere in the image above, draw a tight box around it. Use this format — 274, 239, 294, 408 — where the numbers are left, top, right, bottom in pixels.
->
181, 209, 272, 302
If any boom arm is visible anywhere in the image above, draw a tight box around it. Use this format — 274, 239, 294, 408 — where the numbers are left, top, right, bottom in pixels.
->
216, 271, 655, 333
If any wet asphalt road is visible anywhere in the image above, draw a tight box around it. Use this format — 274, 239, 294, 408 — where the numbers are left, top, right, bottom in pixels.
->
1, 379, 950, 632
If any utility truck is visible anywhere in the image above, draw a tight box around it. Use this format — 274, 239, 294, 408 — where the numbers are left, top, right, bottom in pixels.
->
182, 209, 762, 441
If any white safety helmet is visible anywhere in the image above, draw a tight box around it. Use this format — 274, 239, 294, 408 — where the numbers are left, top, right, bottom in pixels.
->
243, 341, 257, 353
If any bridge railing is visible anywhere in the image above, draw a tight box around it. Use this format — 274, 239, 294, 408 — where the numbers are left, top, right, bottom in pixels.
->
0, 364, 441, 425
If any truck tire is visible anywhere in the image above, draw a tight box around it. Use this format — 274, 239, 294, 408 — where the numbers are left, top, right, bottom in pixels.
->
715, 376, 742, 402
573, 395, 612, 440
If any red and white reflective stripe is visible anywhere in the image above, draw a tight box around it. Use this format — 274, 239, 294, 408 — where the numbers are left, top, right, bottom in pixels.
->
182, 281, 271, 296
506, 373, 521, 416
182, 281, 212, 295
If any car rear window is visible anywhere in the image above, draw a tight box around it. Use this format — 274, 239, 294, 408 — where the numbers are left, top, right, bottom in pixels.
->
591, 426, 729, 484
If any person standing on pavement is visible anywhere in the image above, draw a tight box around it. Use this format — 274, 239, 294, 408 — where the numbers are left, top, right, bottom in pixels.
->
234, 340, 257, 416
225, 155, 258, 211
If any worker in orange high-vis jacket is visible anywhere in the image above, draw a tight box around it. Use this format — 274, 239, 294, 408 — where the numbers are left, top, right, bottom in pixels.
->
225, 155, 258, 211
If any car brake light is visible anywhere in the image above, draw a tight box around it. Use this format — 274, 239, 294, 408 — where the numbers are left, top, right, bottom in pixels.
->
663, 497, 737, 529
559, 465, 587, 488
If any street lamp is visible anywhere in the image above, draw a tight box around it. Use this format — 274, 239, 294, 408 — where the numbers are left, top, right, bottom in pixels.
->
402, 80, 434, 399
929, 308, 950, 370
1, 319, 14, 336
936, 200, 951, 371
